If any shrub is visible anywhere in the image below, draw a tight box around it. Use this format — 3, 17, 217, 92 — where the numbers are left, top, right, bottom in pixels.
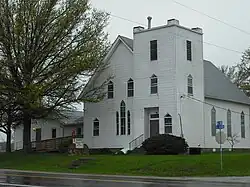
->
141, 134, 188, 155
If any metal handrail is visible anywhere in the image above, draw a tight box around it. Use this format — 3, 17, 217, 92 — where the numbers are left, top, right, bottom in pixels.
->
129, 134, 144, 150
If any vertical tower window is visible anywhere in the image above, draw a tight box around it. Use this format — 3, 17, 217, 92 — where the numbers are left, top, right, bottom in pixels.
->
127, 79, 134, 97
187, 74, 193, 96
150, 40, 158, 61
150, 74, 158, 94
187, 40, 192, 61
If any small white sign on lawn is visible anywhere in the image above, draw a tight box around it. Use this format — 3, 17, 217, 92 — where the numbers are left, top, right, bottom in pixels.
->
75, 138, 84, 149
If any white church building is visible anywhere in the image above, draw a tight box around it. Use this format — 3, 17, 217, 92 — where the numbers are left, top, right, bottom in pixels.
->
81, 18, 250, 150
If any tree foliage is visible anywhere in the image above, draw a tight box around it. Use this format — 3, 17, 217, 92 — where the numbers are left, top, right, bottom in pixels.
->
0, 0, 110, 152
219, 48, 250, 97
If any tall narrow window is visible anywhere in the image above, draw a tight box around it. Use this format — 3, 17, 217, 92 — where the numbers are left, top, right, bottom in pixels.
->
108, 81, 114, 99
241, 111, 245, 138
186, 40, 192, 61
150, 74, 158, 94
116, 112, 119, 135
150, 40, 157, 61
164, 114, 172, 134
211, 107, 216, 136
127, 79, 134, 97
52, 128, 56, 138
227, 109, 232, 137
188, 74, 193, 96
127, 111, 131, 135
93, 118, 99, 136
120, 101, 126, 135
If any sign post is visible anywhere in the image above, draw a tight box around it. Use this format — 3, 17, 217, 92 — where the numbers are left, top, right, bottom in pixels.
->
215, 121, 226, 171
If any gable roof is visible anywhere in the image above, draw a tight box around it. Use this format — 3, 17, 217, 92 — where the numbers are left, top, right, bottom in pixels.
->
78, 35, 133, 99
204, 60, 250, 105
119, 35, 133, 51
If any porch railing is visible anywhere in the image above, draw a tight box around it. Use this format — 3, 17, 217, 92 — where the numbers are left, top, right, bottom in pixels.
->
129, 134, 144, 150
31, 136, 72, 152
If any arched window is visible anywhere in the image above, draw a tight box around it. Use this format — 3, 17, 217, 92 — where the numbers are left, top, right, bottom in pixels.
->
120, 101, 126, 135
164, 114, 172, 134
93, 118, 99, 136
116, 112, 119, 135
187, 74, 193, 96
127, 111, 131, 135
108, 81, 114, 99
127, 79, 134, 97
150, 74, 158, 94
227, 109, 232, 137
211, 107, 216, 136
241, 111, 245, 138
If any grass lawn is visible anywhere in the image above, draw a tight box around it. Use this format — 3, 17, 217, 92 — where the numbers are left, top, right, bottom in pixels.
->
0, 152, 250, 177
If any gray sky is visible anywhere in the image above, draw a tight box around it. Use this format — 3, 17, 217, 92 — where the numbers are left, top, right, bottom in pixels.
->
91, 0, 250, 67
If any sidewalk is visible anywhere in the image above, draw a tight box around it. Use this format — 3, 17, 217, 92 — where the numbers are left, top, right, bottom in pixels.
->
1, 169, 250, 184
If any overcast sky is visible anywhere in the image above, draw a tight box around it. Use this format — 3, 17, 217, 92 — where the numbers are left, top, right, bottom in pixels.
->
91, 0, 250, 67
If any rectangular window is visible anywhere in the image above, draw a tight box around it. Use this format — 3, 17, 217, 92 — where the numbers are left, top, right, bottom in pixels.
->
151, 76, 158, 94
93, 120, 99, 136
127, 111, 131, 135
150, 40, 158, 61
227, 110, 232, 137
187, 75, 193, 96
186, 40, 192, 61
211, 108, 216, 136
108, 82, 114, 99
164, 115, 172, 134
52, 128, 56, 139
241, 112, 245, 138
127, 79, 134, 97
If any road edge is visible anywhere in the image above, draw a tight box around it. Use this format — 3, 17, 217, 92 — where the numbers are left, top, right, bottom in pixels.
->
0, 169, 249, 184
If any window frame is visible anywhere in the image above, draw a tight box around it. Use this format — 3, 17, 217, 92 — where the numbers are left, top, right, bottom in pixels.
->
186, 40, 192, 61
241, 111, 245, 138
150, 74, 158, 94
164, 114, 172, 134
127, 110, 131, 135
127, 78, 134, 97
116, 111, 119, 135
93, 118, 100, 136
120, 101, 126, 135
107, 81, 114, 99
187, 74, 193, 96
211, 107, 216, 136
150, 40, 158, 61
227, 109, 232, 137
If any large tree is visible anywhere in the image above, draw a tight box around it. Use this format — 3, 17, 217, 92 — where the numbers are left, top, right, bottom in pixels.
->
0, 0, 110, 153
219, 49, 250, 97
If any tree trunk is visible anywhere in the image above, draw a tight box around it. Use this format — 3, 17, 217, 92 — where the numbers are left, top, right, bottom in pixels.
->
6, 126, 11, 152
6, 110, 12, 152
23, 112, 32, 153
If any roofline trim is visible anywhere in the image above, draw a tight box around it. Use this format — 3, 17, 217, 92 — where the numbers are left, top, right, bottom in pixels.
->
205, 95, 250, 106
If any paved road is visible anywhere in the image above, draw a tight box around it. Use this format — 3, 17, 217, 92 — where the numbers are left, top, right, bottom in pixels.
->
0, 170, 249, 187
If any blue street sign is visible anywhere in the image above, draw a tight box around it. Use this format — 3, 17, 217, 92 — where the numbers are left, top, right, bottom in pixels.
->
216, 121, 224, 129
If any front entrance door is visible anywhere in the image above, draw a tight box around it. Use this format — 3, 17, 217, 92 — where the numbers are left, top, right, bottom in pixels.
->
36, 128, 41, 142
150, 119, 159, 137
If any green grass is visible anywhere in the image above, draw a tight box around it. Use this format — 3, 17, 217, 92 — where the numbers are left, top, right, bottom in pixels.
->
0, 152, 250, 177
